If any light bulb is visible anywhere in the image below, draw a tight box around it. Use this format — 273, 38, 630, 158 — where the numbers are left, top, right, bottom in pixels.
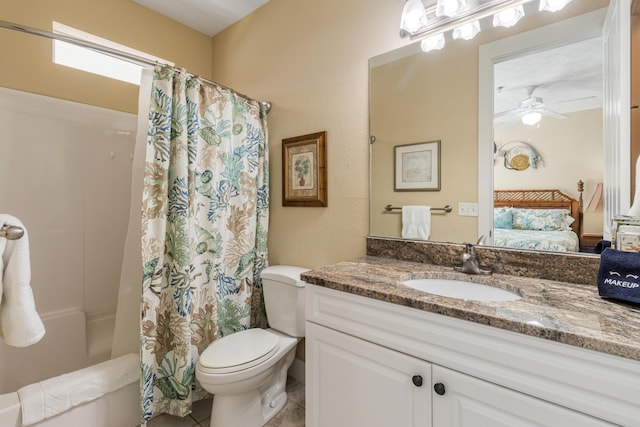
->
400, 0, 428, 33
436, 0, 466, 17
421, 34, 446, 52
522, 112, 542, 126
453, 21, 481, 40
493, 6, 525, 28
539, 0, 572, 12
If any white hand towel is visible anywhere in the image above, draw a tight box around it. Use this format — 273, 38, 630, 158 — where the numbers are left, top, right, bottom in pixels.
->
0, 214, 45, 347
402, 206, 431, 240
17, 353, 139, 426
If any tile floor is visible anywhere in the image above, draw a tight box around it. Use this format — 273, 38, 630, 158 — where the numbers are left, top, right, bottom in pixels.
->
146, 376, 305, 427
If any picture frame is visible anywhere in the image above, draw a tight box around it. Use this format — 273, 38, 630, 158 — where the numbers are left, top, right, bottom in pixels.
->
282, 131, 327, 207
394, 140, 440, 191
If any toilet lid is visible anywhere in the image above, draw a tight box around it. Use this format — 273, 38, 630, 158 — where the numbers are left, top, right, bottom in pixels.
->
198, 329, 280, 374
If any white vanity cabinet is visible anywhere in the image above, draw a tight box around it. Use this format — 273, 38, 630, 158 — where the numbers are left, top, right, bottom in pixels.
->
431, 365, 614, 426
305, 284, 640, 427
306, 322, 431, 427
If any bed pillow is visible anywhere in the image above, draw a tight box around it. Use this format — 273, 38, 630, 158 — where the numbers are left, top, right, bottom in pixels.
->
512, 208, 572, 231
565, 215, 575, 229
493, 208, 513, 229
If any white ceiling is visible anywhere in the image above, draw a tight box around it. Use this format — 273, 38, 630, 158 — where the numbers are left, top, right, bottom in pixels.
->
138, 0, 602, 117
494, 36, 603, 117
134, 0, 270, 37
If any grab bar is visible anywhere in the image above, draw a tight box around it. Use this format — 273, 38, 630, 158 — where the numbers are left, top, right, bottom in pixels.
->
384, 204, 452, 213
0, 225, 25, 240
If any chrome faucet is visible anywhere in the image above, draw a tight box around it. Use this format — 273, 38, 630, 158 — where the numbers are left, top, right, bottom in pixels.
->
454, 238, 491, 275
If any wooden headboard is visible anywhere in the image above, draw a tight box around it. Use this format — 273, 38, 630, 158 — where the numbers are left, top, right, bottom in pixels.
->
493, 183, 584, 237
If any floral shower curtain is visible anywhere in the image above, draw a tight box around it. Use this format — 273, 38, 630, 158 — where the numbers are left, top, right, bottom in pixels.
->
140, 66, 269, 422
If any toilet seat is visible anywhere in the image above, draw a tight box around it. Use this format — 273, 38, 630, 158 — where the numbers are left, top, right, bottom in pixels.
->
198, 328, 280, 374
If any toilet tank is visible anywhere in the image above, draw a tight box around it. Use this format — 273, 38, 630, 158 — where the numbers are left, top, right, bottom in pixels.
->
260, 265, 310, 337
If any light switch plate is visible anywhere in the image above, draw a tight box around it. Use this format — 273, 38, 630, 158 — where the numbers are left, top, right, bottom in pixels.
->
458, 202, 479, 217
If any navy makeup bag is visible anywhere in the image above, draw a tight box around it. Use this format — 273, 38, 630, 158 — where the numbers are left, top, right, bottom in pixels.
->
597, 248, 640, 304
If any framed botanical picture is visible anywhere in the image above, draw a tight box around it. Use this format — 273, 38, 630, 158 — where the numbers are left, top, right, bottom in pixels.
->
282, 131, 327, 207
394, 140, 440, 191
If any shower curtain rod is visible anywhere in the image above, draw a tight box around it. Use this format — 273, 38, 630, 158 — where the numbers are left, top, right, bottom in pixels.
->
0, 20, 272, 113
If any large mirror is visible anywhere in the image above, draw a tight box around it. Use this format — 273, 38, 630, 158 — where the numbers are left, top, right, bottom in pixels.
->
369, 0, 613, 254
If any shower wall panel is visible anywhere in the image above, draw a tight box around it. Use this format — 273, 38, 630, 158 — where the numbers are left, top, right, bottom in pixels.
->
0, 87, 136, 393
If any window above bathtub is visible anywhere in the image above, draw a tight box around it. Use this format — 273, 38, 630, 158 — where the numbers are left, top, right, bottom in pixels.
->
51, 22, 173, 85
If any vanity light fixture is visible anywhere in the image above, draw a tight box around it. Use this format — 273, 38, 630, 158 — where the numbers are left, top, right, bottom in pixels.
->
436, 0, 467, 17
521, 111, 542, 126
400, 0, 536, 40
421, 33, 446, 51
539, 0, 572, 12
493, 5, 525, 27
452, 20, 481, 40
400, 0, 429, 34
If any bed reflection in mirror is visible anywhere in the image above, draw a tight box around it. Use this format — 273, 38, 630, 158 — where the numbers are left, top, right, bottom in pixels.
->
491, 35, 603, 253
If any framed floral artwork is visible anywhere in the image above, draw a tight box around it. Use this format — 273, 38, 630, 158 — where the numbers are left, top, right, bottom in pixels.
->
282, 131, 327, 206
394, 140, 441, 191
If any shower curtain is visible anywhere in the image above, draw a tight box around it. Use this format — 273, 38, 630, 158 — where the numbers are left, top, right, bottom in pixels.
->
139, 66, 269, 422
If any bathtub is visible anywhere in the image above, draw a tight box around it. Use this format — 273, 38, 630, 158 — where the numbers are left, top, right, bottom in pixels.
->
0, 354, 139, 427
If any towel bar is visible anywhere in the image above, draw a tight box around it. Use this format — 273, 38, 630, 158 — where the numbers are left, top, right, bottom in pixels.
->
384, 204, 452, 213
0, 225, 25, 240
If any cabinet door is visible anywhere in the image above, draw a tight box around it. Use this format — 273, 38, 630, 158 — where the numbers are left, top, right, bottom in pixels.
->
432, 365, 616, 427
306, 322, 432, 427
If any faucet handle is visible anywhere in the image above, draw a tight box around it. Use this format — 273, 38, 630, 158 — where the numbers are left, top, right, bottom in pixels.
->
476, 235, 487, 245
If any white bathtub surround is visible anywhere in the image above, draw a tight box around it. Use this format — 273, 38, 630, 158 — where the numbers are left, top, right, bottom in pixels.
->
17, 353, 138, 426
0, 215, 45, 347
0, 378, 138, 427
112, 69, 152, 359
86, 309, 117, 365
0, 87, 137, 392
0, 309, 87, 395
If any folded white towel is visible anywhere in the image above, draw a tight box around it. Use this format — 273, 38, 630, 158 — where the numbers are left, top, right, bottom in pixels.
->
0, 215, 45, 347
402, 206, 431, 240
18, 353, 139, 426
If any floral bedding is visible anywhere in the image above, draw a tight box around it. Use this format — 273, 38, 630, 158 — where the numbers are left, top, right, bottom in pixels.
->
493, 228, 580, 252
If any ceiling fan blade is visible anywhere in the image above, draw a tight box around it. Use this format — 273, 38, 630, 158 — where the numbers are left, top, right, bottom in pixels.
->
549, 95, 597, 105
494, 109, 515, 119
539, 109, 568, 119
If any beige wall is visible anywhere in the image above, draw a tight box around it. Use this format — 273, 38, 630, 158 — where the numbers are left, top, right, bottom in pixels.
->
1, 0, 212, 113
210, 0, 408, 268
494, 109, 604, 234
369, 45, 479, 243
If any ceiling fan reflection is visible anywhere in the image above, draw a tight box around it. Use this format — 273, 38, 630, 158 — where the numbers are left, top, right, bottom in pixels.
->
494, 85, 594, 129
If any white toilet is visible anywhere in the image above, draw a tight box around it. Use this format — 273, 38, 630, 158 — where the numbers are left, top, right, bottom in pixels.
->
195, 265, 309, 427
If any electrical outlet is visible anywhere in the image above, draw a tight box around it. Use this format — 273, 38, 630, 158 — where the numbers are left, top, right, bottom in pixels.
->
458, 202, 479, 217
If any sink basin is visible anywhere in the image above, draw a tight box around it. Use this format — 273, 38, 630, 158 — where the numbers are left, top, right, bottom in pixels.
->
402, 278, 521, 302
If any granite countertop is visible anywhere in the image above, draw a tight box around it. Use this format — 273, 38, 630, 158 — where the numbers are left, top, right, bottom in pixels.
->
301, 256, 640, 362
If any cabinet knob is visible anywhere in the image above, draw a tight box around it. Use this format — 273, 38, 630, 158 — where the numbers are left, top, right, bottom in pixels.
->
412, 375, 423, 387
433, 382, 446, 395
